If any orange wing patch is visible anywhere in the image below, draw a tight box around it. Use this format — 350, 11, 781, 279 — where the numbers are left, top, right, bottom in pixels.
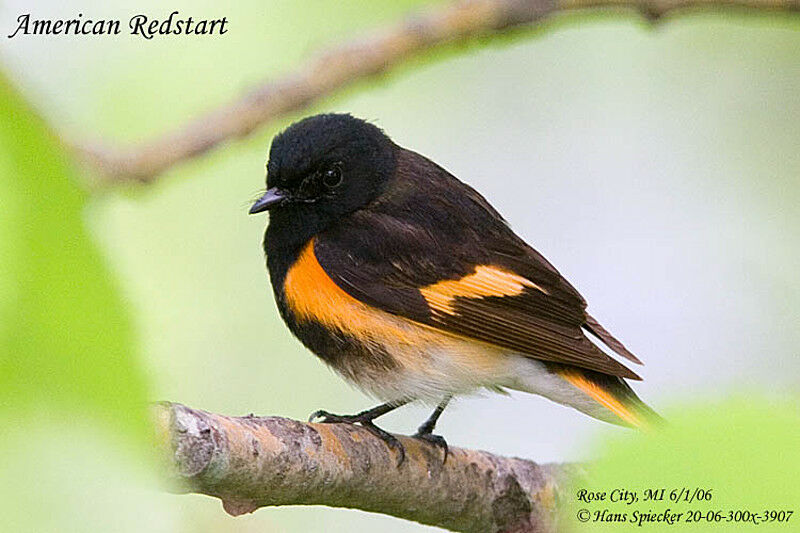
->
557, 367, 645, 428
419, 265, 547, 315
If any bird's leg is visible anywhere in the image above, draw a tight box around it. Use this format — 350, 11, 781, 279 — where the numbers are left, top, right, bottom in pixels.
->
413, 396, 451, 462
309, 401, 409, 464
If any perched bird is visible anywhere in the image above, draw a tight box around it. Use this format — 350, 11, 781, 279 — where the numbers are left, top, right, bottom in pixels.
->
250, 113, 659, 462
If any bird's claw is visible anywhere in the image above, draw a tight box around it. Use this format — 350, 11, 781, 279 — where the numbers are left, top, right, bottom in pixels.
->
308, 409, 355, 424
413, 431, 448, 464
308, 409, 406, 466
363, 421, 406, 466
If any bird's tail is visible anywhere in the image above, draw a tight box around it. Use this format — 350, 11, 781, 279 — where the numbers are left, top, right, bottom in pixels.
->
555, 366, 663, 429
510, 358, 661, 429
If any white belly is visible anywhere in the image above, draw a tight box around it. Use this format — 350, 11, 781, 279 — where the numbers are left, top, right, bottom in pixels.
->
341, 330, 620, 424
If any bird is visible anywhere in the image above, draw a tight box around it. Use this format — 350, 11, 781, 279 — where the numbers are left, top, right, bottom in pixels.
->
250, 113, 659, 463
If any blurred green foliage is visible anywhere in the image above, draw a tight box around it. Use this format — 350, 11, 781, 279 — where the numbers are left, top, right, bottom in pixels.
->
0, 74, 170, 532
565, 397, 800, 532
0, 74, 149, 439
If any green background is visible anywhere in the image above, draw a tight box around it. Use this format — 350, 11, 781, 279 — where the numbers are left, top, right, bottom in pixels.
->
1, 0, 798, 531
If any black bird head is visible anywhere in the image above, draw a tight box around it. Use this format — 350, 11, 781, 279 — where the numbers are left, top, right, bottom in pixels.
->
250, 114, 396, 234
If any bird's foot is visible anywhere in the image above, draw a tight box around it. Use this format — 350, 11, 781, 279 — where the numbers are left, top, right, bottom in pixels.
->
308, 409, 359, 425
413, 430, 448, 464
309, 409, 406, 465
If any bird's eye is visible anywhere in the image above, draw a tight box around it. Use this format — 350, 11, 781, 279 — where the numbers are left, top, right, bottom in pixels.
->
322, 165, 343, 188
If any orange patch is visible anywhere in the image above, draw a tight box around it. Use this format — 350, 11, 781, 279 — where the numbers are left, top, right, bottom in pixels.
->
558, 368, 644, 428
284, 239, 420, 345
419, 265, 547, 315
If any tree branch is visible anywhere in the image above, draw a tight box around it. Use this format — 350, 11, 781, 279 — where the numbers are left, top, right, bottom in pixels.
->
156, 402, 576, 533
78, 0, 800, 185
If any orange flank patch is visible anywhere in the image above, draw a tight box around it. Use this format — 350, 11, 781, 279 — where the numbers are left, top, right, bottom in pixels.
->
557, 368, 644, 428
284, 239, 423, 345
419, 265, 547, 315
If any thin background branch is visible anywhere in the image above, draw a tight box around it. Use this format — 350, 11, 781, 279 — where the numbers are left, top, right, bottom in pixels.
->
75, 0, 800, 185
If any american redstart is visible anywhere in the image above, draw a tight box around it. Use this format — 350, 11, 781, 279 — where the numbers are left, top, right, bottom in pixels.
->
250, 113, 659, 462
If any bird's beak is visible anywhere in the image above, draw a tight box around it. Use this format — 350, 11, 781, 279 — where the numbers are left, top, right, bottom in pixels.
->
249, 187, 287, 214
